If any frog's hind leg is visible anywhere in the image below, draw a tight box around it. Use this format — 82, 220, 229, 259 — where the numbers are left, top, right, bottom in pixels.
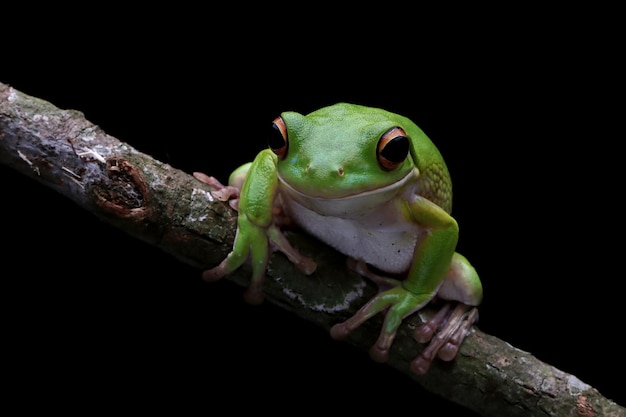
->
410, 252, 482, 374
341, 255, 482, 374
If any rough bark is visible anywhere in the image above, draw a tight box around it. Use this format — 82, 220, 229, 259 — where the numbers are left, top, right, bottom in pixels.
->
1, 81, 623, 417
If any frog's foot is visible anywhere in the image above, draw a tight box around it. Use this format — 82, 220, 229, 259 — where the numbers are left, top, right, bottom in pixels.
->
330, 286, 431, 364
203, 223, 315, 306
202, 259, 230, 282
202, 246, 265, 297
411, 302, 479, 375
193, 172, 241, 210
202, 252, 267, 306
200, 212, 271, 305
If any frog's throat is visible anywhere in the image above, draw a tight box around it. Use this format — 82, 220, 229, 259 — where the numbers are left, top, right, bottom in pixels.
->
277, 169, 418, 216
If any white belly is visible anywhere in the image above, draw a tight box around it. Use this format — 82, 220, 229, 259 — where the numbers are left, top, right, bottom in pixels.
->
281, 197, 420, 274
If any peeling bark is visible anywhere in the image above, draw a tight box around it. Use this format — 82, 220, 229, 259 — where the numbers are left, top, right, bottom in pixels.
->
1, 82, 624, 417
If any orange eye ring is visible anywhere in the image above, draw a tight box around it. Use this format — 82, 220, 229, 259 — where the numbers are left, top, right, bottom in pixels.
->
377, 127, 409, 170
269, 116, 288, 159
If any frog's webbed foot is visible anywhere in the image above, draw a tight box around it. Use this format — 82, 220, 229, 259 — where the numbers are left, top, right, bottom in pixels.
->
330, 284, 430, 364
411, 302, 479, 374
333, 260, 412, 362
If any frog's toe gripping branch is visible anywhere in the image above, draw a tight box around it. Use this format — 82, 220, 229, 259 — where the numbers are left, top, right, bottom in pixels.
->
193, 171, 241, 209
202, 259, 234, 282
243, 280, 265, 305
202, 239, 250, 284
202, 244, 268, 305
411, 302, 479, 374
201, 211, 271, 305
329, 295, 389, 341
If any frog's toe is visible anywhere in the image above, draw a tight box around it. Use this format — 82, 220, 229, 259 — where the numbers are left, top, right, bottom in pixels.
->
414, 302, 452, 343
330, 293, 395, 341
438, 306, 479, 360
329, 322, 352, 340
193, 172, 241, 204
369, 330, 396, 363
202, 262, 229, 282
295, 257, 317, 275
369, 345, 390, 363
212, 186, 241, 202
202, 252, 247, 283
267, 226, 317, 275
411, 302, 479, 374
411, 354, 433, 375
243, 283, 264, 305
192, 171, 220, 186
331, 319, 394, 364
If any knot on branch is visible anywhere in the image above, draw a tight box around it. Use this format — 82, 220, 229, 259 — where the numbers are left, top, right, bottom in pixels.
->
91, 157, 151, 220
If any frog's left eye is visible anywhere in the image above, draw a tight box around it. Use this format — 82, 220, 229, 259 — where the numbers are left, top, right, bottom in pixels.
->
269, 116, 288, 159
377, 127, 410, 170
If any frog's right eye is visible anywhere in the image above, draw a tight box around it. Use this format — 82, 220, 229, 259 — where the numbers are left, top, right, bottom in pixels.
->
269, 116, 288, 159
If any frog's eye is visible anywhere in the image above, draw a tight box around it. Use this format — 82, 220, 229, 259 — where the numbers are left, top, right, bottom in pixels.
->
269, 116, 288, 159
377, 127, 410, 170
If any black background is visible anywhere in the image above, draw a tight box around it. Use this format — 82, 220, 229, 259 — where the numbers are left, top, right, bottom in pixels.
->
2, 9, 622, 416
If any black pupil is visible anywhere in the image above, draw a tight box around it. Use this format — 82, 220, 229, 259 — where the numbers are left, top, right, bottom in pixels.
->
381, 136, 409, 163
269, 123, 286, 150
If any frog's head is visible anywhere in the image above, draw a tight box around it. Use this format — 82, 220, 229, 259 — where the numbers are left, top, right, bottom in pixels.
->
271, 102, 422, 200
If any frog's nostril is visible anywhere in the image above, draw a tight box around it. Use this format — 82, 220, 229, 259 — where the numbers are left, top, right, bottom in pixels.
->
337, 167, 345, 176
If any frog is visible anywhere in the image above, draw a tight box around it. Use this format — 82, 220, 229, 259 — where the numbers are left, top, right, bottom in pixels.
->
193, 102, 483, 375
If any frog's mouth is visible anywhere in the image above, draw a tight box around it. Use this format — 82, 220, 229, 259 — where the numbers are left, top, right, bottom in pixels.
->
277, 169, 417, 217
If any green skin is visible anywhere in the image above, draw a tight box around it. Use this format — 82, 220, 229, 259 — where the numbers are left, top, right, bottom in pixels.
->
199, 103, 483, 375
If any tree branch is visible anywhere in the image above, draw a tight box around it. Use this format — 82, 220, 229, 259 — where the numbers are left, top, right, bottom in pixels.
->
1, 82, 623, 417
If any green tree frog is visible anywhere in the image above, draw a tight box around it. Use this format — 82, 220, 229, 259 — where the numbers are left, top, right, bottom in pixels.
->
194, 103, 483, 374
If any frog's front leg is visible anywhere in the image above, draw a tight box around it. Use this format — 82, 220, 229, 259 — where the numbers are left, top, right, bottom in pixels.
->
331, 196, 482, 374
198, 150, 316, 304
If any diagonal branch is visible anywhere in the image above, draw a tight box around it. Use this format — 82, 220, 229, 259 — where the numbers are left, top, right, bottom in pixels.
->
1, 82, 623, 417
